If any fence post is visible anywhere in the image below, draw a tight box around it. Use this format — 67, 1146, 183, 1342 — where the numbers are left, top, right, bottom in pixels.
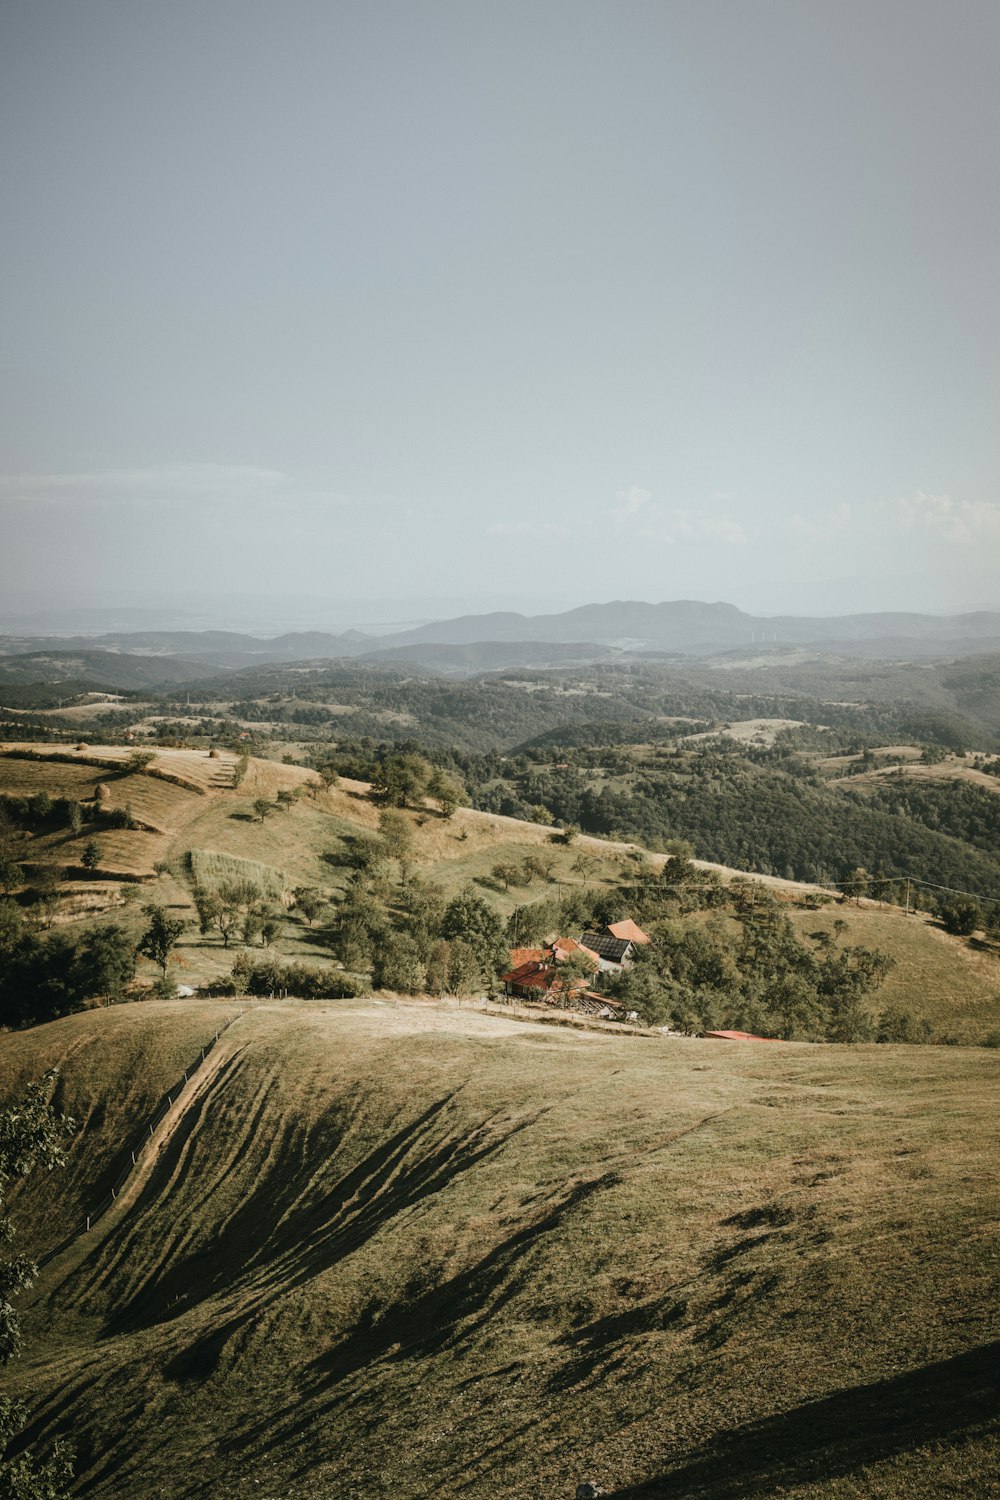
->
86, 1215, 90, 1231
131, 1150, 136, 1165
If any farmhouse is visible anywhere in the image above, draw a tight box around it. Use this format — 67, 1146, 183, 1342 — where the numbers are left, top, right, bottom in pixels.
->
576, 918, 651, 972
499, 936, 625, 1020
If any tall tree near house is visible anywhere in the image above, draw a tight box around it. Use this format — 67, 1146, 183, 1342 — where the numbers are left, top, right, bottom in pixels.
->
441, 889, 509, 986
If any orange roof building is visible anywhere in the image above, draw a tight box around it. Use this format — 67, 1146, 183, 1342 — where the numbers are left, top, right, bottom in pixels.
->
607, 919, 651, 945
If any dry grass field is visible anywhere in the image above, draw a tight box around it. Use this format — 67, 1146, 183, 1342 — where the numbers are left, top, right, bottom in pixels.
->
3, 1000, 998, 1499
786, 903, 1000, 1042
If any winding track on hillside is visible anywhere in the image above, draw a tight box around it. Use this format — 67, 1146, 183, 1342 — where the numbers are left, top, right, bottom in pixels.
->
38, 1009, 251, 1268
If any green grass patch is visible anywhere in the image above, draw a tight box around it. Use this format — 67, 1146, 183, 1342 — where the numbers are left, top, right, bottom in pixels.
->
188, 847, 288, 897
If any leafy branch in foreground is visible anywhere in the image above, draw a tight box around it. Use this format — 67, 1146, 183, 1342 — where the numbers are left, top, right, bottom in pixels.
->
0, 1069, 75, 1497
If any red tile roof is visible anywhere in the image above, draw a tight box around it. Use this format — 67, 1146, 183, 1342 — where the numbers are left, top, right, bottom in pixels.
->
607, 919, 651, 945
508, 947, 545, 969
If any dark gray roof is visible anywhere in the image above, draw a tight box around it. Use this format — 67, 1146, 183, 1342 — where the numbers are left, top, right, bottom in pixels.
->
579, 930, 632, 962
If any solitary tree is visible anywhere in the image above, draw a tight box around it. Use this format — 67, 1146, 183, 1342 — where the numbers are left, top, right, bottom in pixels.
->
259, 913, 281, 947
293, 888, 326, 925
81, 839, 100, 871
378, 809, 413, 861
137, 904, 185, 977
427, 768, 466, 819
252, 797, 273, 823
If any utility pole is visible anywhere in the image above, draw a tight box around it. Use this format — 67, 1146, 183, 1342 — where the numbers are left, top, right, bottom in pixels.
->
904, 877, 911, 916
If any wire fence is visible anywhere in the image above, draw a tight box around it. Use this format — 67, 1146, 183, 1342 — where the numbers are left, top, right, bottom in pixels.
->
37, 1009, 247, 1269
823, 872, 1000, 917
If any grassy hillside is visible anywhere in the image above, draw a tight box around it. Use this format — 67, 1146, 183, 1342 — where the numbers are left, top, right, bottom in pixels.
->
4, 744, 1000, 1040
4, 1001, 998, 1499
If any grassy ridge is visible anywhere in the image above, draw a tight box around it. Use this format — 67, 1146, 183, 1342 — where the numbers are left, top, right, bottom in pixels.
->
6, 1002, 999, 1498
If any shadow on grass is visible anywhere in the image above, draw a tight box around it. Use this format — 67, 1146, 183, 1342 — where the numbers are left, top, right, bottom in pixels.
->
206, 1169, 617, 1482
227, 811, 255, 822
605, 1341, 1000, 1499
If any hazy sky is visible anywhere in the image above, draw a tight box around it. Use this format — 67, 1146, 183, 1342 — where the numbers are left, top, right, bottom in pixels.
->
2, 0, 998, 629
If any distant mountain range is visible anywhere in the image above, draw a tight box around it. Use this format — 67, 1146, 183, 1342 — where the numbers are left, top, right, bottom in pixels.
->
2, 599, 999, 689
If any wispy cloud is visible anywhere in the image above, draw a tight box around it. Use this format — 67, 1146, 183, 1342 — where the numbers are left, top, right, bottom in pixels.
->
0, 463, 290, 503
608, 487, 748, 546
879, 490, 1000, 544
610, 485, 653, 520
784, 502, 855, 541
0, 465, 362, 524
784, 492, 1000, 550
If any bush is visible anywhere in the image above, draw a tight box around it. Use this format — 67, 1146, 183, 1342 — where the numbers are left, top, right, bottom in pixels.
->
876, 1006, 929, 1044
231, 953, 366, 998
940, 898, 981, 936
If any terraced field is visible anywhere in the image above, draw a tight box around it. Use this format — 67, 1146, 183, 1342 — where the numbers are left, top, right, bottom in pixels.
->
4, 1001, 998, 1499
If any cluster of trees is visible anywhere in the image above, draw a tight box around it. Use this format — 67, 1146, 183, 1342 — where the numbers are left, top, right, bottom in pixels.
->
0, 899, 192, 1026
490, 854, 556, 891
607, 910, 897, 1041
333, 749, 466, 817
192, 880, 281, 949
0, 904, 137, 1025
214, 952, 364, 998
543, 865, 899, 1040
329, 883, 508, 995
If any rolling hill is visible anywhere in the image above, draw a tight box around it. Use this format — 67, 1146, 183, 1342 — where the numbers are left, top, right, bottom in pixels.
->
4, 999, 998, 1499
5, 601, 1000, 686
2, 743, 1000, 1042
